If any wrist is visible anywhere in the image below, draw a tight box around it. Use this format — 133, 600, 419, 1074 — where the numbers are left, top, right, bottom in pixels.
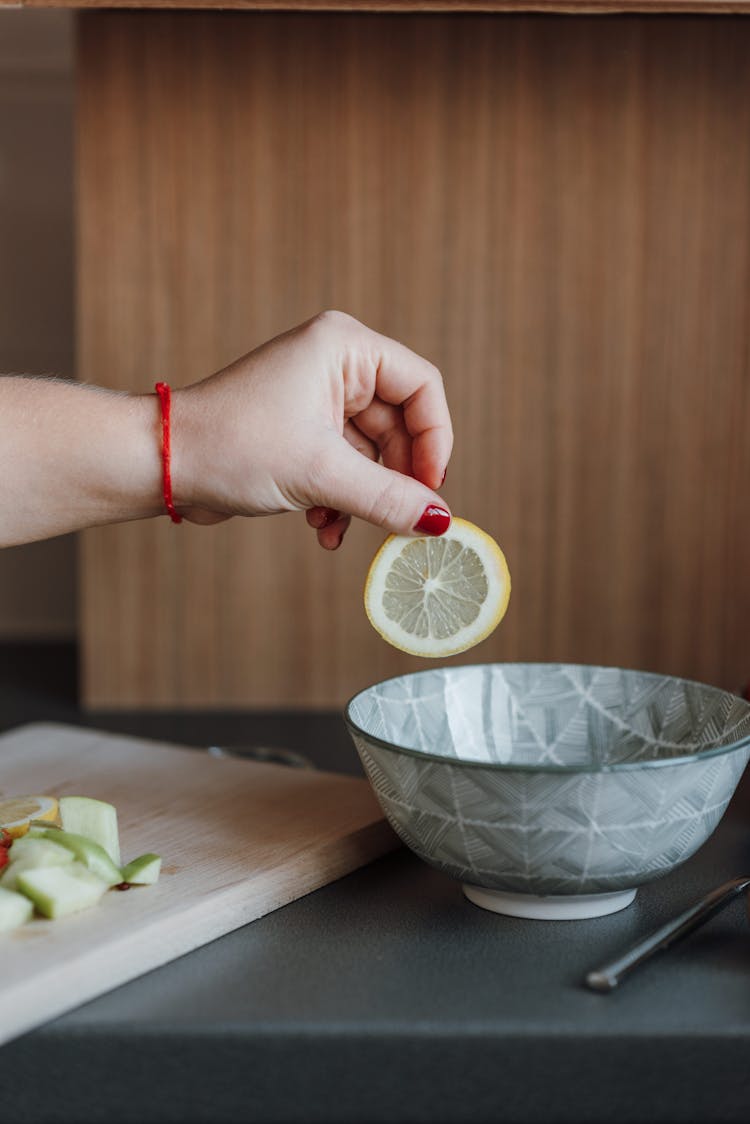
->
101, 392, 165, 522
167, 386, 199, 512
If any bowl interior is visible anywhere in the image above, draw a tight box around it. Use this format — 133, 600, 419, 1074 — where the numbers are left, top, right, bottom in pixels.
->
346, 664, 750, 769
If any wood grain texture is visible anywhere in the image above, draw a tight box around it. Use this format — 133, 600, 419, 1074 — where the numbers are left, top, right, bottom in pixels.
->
0, 723, 397, 1046
77, 12, 750, 707
12, 2, 750, 15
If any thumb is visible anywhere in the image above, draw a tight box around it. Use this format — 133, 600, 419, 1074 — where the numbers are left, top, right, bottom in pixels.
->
317, 441, 451, 537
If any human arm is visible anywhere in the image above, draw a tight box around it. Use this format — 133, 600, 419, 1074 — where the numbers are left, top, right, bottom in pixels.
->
0, 377, 164, 547
0, 311, 452, 549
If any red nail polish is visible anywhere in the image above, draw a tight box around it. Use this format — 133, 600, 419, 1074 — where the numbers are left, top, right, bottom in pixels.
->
414, 505, 451, 536
319, 508, 340, 528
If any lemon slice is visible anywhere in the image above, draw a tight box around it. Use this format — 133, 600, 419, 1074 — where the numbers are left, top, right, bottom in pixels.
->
364, 517, 511, 657
0, 795, 59, 839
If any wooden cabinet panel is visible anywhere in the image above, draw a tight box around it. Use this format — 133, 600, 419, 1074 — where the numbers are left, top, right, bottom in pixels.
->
78, 12, 750, 707
20, 2, 750, 13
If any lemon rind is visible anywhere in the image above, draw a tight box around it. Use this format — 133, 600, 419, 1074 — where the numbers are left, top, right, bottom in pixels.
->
0, 795, 59, 839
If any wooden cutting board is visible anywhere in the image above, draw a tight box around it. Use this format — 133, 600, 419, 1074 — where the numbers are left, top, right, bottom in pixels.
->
0, 723, 398, 1046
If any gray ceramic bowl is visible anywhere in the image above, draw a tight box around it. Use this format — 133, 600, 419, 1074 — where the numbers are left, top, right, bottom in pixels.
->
345, 664, 750, 919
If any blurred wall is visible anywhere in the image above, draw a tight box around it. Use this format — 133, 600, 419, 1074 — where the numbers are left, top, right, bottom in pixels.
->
0, 11, 76, 639
77, 12, 750, 706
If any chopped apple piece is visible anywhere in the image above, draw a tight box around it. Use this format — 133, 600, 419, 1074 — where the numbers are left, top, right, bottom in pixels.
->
59, 796, 121, 866
121, 853, 161, 885
0, 794, 163, 934
16, 863, 108, 919
36, 828, 122, 887
0, 836, 74, 891
0, 885, 34, 931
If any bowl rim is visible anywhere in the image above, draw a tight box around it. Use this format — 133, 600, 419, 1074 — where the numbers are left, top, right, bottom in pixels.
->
343, 662, 750, 774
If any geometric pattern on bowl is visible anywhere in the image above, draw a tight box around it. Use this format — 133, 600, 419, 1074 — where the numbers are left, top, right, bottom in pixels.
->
346, 664, 750, 897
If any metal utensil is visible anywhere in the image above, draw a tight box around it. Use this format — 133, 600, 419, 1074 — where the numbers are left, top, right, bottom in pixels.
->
585, 876, 750, 992
207, 744, 315, 769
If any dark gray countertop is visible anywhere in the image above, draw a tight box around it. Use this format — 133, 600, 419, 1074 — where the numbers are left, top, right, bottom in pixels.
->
1, 644, 749, 1124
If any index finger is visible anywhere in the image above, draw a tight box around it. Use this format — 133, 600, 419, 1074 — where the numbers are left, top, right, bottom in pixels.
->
350, 327, 453, 491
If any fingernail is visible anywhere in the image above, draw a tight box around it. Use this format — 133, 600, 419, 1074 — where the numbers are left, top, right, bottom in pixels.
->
414, 505, 451, 536
309, 507, 340, 529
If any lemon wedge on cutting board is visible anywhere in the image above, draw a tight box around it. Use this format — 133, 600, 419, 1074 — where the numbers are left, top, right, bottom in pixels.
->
364, 517, 511, 657
0, 795, 59, 839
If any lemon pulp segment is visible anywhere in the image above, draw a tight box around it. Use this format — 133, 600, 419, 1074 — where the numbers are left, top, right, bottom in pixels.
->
364, 517, 510, 657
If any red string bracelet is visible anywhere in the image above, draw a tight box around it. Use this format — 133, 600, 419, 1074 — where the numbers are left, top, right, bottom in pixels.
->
154, 382, 182, 524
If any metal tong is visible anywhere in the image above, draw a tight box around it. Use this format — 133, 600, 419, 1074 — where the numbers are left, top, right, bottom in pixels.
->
585, 876, 750, 992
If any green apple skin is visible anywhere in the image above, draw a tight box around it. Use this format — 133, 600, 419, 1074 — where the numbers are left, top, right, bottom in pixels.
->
36, 829, 122, 887
121, 853, 162, 885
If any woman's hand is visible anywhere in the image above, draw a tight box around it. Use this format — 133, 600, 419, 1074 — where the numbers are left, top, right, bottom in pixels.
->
171, 311, 453, 548
0, 312, 452, 549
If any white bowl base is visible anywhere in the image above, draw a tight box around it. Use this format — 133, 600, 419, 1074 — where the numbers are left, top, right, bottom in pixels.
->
462, 884, 637, 920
